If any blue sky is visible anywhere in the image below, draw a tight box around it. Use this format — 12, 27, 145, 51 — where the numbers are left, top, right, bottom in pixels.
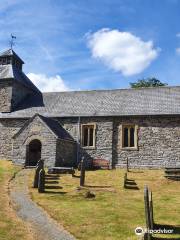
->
0, 0, 180, 91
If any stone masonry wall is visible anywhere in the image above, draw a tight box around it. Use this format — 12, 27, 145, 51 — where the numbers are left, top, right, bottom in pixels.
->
0, 80, 12, 112
113, 116, 180, 168
0, 115, 180, 169
0, 118, 26, 159
56, 139, 77, 167
13, 116, 57, 167
57, 117, 114, 168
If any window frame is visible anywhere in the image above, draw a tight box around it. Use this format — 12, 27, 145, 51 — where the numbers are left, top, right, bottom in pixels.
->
120, 124, 138, 150
81, 123, 96, 149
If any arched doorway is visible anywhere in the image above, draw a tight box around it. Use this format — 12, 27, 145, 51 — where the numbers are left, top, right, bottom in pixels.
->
26, 139, 42, 166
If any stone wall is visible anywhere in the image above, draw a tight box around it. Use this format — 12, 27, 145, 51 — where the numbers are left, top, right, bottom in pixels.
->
0, 118, 26, 159
0, 80, 12, 112
57, 117, 113, 168
113, 116, 180, 168
56, 139, 77, 167
12, 116, 57, 167
0, 115, 180, 169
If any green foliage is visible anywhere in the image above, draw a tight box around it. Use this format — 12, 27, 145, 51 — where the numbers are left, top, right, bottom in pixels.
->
130, 78, 167, 88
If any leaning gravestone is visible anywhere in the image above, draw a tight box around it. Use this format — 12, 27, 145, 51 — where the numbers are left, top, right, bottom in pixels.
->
33, 159, 44, 188
38, 168, 45, 193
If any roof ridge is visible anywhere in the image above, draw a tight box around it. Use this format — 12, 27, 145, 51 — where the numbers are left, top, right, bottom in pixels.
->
42, 85, 180, 94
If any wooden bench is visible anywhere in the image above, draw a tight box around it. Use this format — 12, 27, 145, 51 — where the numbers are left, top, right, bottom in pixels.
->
92, 159, 110, 170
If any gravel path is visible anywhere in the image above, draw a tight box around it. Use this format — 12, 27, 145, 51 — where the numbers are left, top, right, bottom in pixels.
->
9, 169, 76, 240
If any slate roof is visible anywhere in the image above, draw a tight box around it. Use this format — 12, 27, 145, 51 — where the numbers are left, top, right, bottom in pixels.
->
40, 115, 74, 140
0, 86, 180, 118
13, 114, 74, 141
0, 64, 40, 93
0, 49, 24, 63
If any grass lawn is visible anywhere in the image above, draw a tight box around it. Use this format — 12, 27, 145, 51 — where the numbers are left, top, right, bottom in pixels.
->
29, 169, 180, 240
0, 160, 32, 240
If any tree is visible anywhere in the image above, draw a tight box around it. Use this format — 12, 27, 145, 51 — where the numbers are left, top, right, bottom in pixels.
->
130, 78, 167, 88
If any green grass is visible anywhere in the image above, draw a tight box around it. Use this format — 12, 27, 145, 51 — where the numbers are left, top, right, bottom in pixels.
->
30, 169, 180, 240
0, 160, 32, 240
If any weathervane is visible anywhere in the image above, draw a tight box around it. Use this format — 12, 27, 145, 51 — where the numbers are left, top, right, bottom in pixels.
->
10, 34, 16, 50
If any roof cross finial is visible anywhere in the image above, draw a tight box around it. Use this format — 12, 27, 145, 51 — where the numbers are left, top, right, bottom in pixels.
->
10, 34, 16, 50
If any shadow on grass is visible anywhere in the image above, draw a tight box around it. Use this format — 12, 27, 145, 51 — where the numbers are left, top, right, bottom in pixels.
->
45, 180, 59, 184
127, 170, 144, 173
44, 190, 67, 194
45, 185, 63, 189
72, 175, 80, 178
150, 224, 180, 239
45, 176, 60, 181
154, 224, 180, 234
45, 174, 60, 178
84, 185, 112, 188
124, 178, 139, 190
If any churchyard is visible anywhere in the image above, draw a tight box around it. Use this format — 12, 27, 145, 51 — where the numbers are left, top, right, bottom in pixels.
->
0, 160, 180, 240
29, 165, 180, 240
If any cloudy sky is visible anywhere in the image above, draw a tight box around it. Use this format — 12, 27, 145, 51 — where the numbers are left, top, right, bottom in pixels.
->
0, 0, 180, 91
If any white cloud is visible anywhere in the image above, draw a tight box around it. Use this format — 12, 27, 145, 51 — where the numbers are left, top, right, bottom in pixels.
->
86, 28, 160, 76
176, 33, 180, 38
176, 48, 180, 55
27, 73, 70, 92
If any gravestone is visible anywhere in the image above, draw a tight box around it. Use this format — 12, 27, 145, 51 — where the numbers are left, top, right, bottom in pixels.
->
33, 159, 44, 188
144, 186, 154, 240
80, 157, 86, 186
38, 168, 45, 193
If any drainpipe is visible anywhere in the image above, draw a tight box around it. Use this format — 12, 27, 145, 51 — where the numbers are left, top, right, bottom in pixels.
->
76, 116, 81, 165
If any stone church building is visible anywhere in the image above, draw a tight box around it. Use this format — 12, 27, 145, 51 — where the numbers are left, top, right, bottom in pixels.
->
0, 49, 180, 168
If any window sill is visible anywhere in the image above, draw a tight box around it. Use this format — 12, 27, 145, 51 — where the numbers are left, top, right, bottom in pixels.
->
121, 147, 139, 151
82, 146, 96, 150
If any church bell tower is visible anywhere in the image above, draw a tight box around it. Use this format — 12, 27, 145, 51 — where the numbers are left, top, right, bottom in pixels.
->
0, 49, 41, 113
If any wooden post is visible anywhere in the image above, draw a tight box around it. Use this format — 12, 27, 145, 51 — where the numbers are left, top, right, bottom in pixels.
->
80, 157, 85, 186
38, 168, 45, 193
149, 190, 154, 230
33, 159, 43, 188
123, 172, 127, 188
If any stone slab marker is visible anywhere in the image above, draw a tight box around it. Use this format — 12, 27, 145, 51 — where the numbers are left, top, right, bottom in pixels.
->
149, 190, 154, 230
144, 186, 153, 240
144, 185, 151, 229
33, 159, 44, 188
38, 168, 45, 193
80, 157, 85, 186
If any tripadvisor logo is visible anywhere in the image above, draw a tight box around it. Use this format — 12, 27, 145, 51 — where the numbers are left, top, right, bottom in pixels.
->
135, 227, 144, 235
135, 226, 174, 235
